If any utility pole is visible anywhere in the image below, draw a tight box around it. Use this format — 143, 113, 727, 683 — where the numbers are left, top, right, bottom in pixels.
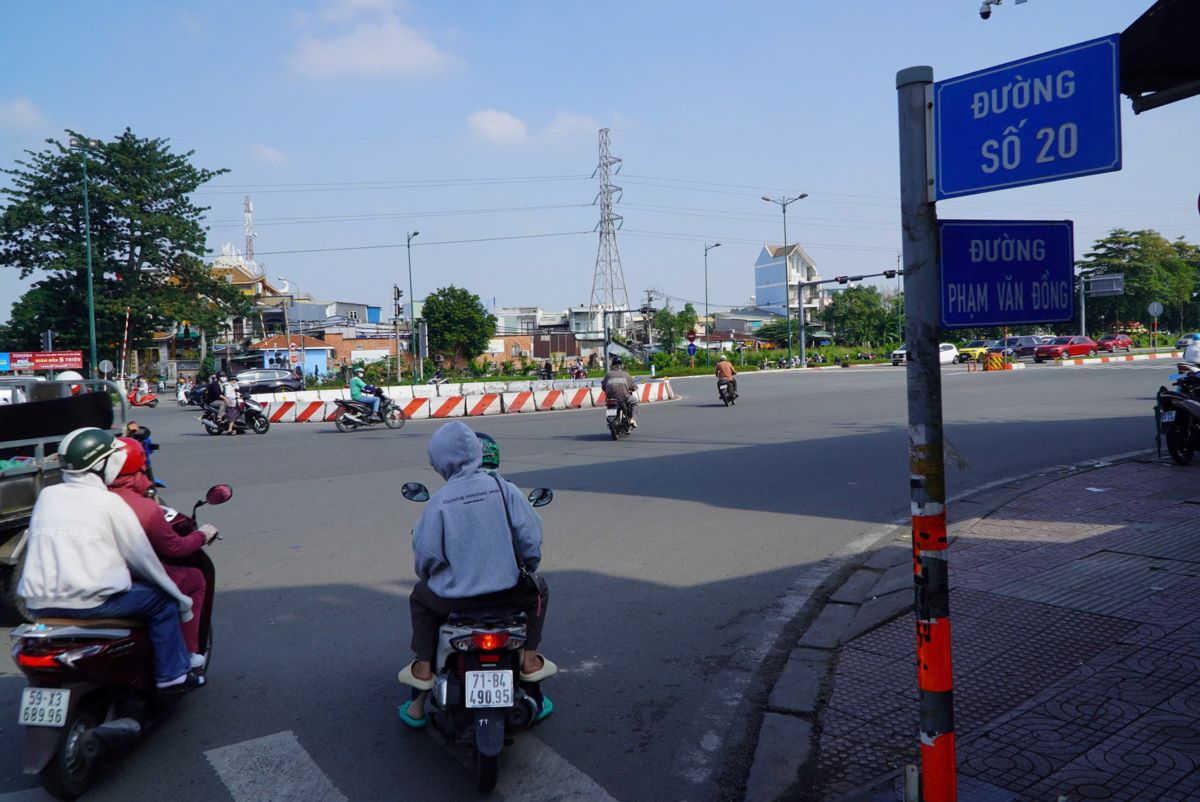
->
590, 129, 630, 313
762, 194, 809, 366
704, 243, 721, 367
897, 65, 956, 802
407, 231, 420, 384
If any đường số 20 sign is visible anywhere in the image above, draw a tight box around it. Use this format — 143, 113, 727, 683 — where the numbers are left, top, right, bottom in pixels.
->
939, 220, 1074, 329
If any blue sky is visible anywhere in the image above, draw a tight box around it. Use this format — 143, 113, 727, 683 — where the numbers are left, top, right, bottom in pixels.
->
2, 0, 1196, 319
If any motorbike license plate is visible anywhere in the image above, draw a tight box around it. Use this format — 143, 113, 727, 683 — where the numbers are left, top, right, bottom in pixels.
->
465, 670, 514, 708
1163, 411, 1177, 422
18, 688, 70, 728
605, 408, 617, 418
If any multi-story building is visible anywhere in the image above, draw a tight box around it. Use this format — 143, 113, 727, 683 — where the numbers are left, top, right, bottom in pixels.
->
754, 244, 821, 319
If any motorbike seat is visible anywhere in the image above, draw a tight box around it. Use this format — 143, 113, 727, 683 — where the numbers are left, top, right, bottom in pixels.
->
35, 617, 144, 628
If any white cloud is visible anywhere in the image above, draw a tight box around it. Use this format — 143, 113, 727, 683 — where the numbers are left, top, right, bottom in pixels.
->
0, 98, 46, 131
289, 3, 455, 78
544, 111, 602, 139
250, 144, 286, 165
469, 110, 528, 144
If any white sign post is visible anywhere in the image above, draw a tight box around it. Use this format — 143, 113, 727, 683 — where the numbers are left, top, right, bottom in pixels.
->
1149, 301, 1164, 353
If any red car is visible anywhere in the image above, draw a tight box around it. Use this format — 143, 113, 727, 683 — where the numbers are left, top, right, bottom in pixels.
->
1034, 336, 1099, 362
1097, 333, 1133, 353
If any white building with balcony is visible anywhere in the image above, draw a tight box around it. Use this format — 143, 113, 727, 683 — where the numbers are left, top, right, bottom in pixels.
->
754, 244, 821, 319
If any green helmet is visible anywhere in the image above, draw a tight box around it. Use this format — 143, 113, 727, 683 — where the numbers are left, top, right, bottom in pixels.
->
59, 427, 120, 473
476, 432, 500, 469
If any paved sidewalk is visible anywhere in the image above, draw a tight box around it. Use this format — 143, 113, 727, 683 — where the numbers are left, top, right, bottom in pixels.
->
745, 456, 1200, 802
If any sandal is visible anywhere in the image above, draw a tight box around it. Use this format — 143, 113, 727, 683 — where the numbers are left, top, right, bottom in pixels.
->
519, 654, 558, 683
397, 700, 428, 729
533, 694, 554, 723
397, 661, 435, 691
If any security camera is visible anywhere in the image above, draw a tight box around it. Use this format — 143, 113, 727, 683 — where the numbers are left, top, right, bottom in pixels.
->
980, 0, 1001, 19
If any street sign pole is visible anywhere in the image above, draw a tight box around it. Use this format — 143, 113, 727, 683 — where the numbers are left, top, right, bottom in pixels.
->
898, 65, 956, 802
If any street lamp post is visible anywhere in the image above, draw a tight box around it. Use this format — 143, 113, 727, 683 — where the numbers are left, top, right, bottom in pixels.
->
704, 242, 721, 367
762, 194, 808, 366
406, 231, 420, 384
70, 137, 99, 378
277, 275, 303, 376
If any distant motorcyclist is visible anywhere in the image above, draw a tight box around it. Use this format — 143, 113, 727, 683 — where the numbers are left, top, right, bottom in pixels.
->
1185, 339, 1200, 364
349, 368, 380, 420
601, 355, 638, 428
203, 373, 233, 434
715, 353, 738, 398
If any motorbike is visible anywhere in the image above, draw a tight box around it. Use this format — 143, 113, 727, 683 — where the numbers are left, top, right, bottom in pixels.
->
332, 387, 406, 433
718, 378, 738, 406
199, 390, 269, 435
9, 484, 231, 799
400, 481, 554, 793
126, 388, 159, 409
605, 397, 634, 439
1158, 368, 1200, 464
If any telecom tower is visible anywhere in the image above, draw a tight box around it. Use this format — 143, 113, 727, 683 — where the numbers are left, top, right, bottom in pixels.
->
589, 128, 630, 311
244, 196, 258, 272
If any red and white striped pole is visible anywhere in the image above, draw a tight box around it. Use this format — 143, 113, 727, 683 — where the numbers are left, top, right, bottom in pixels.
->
119, 306, 131, 380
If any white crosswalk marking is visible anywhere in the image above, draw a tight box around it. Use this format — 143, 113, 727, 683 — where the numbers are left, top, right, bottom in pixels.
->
205, 730, 348, 802
494, 736, 620, 802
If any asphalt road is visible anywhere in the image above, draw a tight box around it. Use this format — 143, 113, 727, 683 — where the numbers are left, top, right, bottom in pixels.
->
0, 361, 1171, 801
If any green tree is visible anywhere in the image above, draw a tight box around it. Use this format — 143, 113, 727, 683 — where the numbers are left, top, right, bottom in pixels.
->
651, 302, 698, 353
821, 285, 889, 346
1075, 229, 1188, 334
754, 318, 796, 347
0, 129, 248, 364
422, 285, 497, 365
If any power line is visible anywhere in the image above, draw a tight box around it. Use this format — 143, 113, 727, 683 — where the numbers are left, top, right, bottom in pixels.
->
197, 175, 590, 195
206, 230, 592, 258
204, 202, 592, 228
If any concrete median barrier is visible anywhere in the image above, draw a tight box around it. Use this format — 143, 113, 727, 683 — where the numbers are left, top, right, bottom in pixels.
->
465, 394, 502, 416
429, 396, 466, 418
400, 397, 431, 420
503, 391, 535, 413
564, 387, 593, 409
535, 389, 566, 410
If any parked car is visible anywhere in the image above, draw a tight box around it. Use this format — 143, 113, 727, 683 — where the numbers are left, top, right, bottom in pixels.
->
1097, 333, 1133, 353
987, 335, 1042, 360
958, 339, 996, 362
235, 368, 304, 394
1034, 336, 1099, 362
1176, 333, 1200, 350
890, 343, 960, 365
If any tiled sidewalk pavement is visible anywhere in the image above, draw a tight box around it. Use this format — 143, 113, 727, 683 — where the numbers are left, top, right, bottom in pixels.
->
755, 458, 1200, 802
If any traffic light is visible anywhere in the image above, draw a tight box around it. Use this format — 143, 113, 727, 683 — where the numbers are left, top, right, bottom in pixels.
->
40, 330, 54, 352
882, 269, 903, 279
835, 276, 850, 285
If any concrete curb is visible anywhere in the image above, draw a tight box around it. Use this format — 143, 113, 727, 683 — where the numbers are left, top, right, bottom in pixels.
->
742, 450, 1157, 802
1040, 349, 1181, 367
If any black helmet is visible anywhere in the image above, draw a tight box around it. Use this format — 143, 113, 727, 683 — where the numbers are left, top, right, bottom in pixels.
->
476, 432, 500, 469
610, 355, 623, 367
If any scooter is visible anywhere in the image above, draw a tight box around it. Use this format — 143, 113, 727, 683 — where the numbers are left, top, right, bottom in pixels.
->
718, 378, 737, 406
9, 484, 231, 799
399, 481, 554, 792
332, 387, 406, 433
126, 388, 159, 408
199, 390, 270, 435
605, 397, 634, 440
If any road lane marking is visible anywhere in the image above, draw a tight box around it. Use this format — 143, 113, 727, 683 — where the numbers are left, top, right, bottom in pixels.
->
205, 730, 348, 802
495, 735, 620, 802
0, 789, 51, 801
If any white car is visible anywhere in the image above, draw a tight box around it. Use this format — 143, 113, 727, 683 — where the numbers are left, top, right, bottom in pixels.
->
890, 343, 960, 365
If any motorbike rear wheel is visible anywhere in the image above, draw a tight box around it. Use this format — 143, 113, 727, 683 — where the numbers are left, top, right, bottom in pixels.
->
383, 404, 406, 430
1166, 426, 1195, 465
40, 703, 102, 800
147, 399, 159, 408
333, 411, 356, 433
203, 420, 222, 436
250, 414, 270, 435
473, 751, 499, 793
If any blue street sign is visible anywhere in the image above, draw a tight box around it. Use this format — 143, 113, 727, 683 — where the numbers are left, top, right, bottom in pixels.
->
686, 342, 697, 356
0, 353, 9, 371
939, 220, 1074, 328
933, 35, 1121, 200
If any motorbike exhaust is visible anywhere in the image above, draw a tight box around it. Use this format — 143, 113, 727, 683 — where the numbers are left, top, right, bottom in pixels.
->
81, 718, 143, 760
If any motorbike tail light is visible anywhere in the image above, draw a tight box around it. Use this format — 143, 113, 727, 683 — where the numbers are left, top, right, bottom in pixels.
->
472, 632, 509, 651
15, 652, 62, 669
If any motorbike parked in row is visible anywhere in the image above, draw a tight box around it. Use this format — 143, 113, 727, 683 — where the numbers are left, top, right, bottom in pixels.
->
9, 484, 232, 799
199, 389, 270, 435
1158, 366, 1200, 464
400, 481, 554, 793
332, 386, 406, 433
718, 378, 738, 406
605, 398, 634, 440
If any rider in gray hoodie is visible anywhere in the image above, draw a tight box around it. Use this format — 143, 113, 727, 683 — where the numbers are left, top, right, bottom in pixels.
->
399, 422, 555, 725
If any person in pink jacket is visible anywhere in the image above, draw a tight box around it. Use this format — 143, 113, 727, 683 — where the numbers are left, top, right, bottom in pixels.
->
108, 437, 217, 666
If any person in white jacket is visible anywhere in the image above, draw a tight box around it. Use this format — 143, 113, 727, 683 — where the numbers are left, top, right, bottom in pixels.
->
19, 427, 197, 689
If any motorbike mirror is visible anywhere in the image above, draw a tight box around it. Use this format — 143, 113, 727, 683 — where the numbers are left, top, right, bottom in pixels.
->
528, 488, 554, 508
402, 482, 430, 503
205, 484, 233, 506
